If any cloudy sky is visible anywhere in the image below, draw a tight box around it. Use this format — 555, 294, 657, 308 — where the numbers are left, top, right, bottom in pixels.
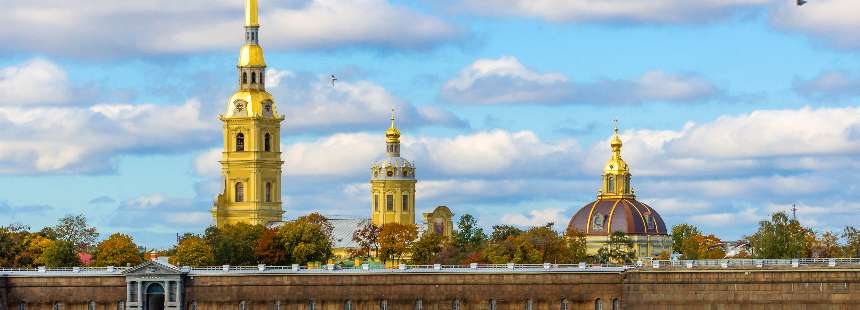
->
2, 0, 860, 248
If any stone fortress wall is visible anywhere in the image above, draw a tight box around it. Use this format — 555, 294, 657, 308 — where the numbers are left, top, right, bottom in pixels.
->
3, 267, 860, 310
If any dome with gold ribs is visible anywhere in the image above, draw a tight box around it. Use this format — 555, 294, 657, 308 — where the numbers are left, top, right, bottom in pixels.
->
566, 122, 668, 237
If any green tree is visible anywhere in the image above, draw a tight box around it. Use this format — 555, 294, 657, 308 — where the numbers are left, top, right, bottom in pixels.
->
411, 231, 446, 264
378, 223, 418, 262
490, 225, 523, 242
298, 213, 334, 237
205, 223, 265, 265
747, 212, 813, 259
671, 224, 701, 255
595, 231, 635, 265
843, 227, 860, 258
350, 222, 380, 259
564, 230, 588, 263
277, 217, 333, 265
170, 236, 214, 267
93, 233, 143, 267
454, 214, 486, 250
39, 240, 81, 267
0, 224, 30, 267
483, 224, 572, 264
41, 214, 99, 251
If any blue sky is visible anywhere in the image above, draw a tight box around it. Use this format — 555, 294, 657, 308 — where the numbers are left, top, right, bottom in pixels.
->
2, 0, 860, 248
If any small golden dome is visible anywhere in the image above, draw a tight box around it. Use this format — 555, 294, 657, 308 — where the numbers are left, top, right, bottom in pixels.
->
386, 109, 401, 143
238, 44, 266, 67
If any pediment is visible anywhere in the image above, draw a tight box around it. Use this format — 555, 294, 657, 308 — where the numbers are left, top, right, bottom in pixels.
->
123, 260, 182, 275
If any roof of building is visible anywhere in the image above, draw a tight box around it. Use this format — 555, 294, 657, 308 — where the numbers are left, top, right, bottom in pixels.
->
567, 198, 668, 236
329, 218, 371, 249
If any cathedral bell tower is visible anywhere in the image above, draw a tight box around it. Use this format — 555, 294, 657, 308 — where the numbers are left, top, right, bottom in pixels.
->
370, 110, 417, 227
212, 0, 285, 227
599, 121, 634, 199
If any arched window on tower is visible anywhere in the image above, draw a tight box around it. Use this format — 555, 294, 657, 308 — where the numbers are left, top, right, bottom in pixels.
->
608, 176, 615, 193
251, 72, 257, 84
235, 182, 244, 202
264, 133, 272, 152
624, 176, 630, 194
236, 133, 245, 151
374, 194, 379, 211
265, 182, 272, 202
402, 194, 409, 211
386, 194, 394, 211
261, 72, 265, 85
242, 72, 248, 84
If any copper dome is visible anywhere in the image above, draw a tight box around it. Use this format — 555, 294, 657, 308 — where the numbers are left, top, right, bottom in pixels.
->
567, 198, 667, 236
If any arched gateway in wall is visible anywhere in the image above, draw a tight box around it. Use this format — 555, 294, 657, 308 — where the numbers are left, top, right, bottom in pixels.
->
123, 261, 183, 310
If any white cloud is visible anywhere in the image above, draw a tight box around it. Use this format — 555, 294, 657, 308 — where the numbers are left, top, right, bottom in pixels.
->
440, 56, 719, 105
270, 72, 467, 133
0, 59, 69, 105
770, 0, 860, 49
501, 208, 565, 227
451, 0, 772, 24
0, 99, 215, 174
793, 70, 860, 100
109, 194, 212, 230
283, 133, 381, 177
0, 0, 459, 58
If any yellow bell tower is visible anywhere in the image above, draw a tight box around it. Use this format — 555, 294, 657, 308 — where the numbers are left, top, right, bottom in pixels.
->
212, 0, 285, 227
370, 110, 417, 227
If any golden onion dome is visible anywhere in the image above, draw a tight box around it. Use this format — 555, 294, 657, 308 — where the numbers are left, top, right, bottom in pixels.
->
238, 44, 266, 67
386, 109, 401, 143
604, 124, 628, 174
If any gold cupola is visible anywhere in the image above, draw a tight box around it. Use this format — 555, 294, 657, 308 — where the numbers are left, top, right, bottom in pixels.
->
600, 121, 633, 199
386, 109, 401, 144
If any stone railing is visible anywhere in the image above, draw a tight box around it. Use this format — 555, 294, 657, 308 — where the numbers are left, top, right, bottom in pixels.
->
643, 258, 860, 269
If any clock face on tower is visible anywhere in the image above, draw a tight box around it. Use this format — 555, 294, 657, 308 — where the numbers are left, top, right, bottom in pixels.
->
234, 101, 246, 112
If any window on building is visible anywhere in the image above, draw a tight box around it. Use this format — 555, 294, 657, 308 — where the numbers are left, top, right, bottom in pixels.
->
374, 194, 379, 211
191, 302, 198, 310
236, 133, 245, 151
19, 303, 26, 310
526, 299, 533, 310
54, 303, 63, 310
252, 72, 257, 84
607, 176, 615, 193
489, 299, 496, 310
235, 182, 244, 202
594, 299, 602, 310
240, 301, 246, 310
624, 177, 630, 194
264, 133, 272, 152
344, 300, 352, 310
243, 72, 248, 84
261, 72, 265, 85
308, 300, 316, 310
561, 299, 569, 310
274, 301, 280, 310
129, 282, 138, 302
452, 299, 460, 310
380, 300, 388, 310
88, 301, 95, 310
117, 302, 124, 310
386, 195, 394, 211
266, 182, 272, 202
168, 281, 177, 302
402, 194, 409, 211
611, 299, 619, 310
415, 300, 423, 310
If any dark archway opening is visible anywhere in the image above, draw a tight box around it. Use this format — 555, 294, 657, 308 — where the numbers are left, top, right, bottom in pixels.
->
145, 283, 165, 310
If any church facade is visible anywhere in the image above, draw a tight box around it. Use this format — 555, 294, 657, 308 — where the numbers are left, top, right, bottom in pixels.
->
211, 0, 285, 227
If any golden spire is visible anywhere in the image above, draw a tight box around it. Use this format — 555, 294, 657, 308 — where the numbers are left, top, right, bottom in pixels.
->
610, 119, 622, 158
386, 108, 401, 143
246, 0, 259, 27
600, 120, 633, 198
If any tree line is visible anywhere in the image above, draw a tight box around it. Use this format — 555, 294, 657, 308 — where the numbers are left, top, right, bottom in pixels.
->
5, 210, 860, 268
671, 211, 860, 260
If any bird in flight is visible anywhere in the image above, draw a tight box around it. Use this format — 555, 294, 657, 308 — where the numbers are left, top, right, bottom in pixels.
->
330, 74, 338, 87
797, 0, 807, 5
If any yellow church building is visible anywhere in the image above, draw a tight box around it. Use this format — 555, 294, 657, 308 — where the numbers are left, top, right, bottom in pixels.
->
211, 0, 285, 227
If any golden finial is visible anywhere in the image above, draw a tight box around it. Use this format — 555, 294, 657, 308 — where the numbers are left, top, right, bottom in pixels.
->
613, 119, 619, 134
246, 0, 260, 27
610, 119, 623, 154
386, 108, 401, 143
